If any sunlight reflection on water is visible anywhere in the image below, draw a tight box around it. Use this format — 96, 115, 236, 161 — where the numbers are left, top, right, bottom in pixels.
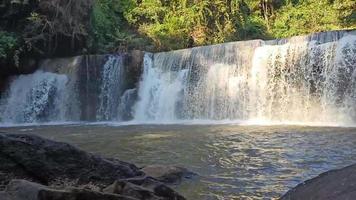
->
2, 124, 356, 199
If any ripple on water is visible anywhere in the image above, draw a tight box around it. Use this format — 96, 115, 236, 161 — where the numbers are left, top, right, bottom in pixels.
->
1, 124, 356, 199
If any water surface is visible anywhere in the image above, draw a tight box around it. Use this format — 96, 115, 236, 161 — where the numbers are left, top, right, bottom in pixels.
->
2, 124, 356, 199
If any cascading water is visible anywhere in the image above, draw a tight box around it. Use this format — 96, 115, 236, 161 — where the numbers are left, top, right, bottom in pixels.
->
248, 35, 356, 124
134, 53, 189, 120
0, 54, 136, 124
118, 88, 137, 120
97, 55, 125, 121
0, 31, 355, 126
0, 71, 69, 123
134, 31, 356, 126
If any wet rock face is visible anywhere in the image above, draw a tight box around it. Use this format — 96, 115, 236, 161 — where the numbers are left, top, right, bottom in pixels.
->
0, 133, 187, 200
0, 76, 9, 98
280, 164, 356, 200
126, 50, 145, 88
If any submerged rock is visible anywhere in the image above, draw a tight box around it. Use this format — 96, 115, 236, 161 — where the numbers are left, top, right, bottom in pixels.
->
280, 164, 356, 200
141, 165, 196, 184
0, 133, 187, 200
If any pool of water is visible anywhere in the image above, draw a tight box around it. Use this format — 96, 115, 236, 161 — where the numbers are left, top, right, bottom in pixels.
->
1, 124, 356, 199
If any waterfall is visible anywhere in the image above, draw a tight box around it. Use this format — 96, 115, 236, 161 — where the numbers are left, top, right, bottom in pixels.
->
118, 88, 137, 121
97, 55, 125, 121
134, 53, 189, 121
0, 31, 355, 126
134, 31, 356, 125
0, 71, 69, 123
0, 54, 137, 124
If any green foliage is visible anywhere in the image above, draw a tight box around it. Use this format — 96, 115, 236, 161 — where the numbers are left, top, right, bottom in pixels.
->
333, 0, 356, 28
271, 0, 343, 38
3, 0, 354, 55
90, 0, 124, 51
89, 0, 151, 52
87, 0, 356, 51
123, 0, 271, 50
0, 32, 18, 60
239, 15, 270, 40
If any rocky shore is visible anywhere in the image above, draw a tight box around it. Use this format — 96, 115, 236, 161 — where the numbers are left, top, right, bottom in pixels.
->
0, 133, 191, 200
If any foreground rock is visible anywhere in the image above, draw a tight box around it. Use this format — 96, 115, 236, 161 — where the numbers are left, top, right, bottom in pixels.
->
0, 133, 141, 187
142, 165, 196, 184
1, 179, 137, 200
0, 133, 186, 200
281, 164, 356, 200
104, 177, 184, 200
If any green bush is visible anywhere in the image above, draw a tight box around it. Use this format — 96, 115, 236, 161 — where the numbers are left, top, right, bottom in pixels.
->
87, 0, 356, 52
89, 0, 143, 52
271, 0, 353, 38
0, 31, 18, 60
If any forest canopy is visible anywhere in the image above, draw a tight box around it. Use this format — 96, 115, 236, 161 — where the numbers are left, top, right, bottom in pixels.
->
91, 0, 355, 51
0, 0, 355, 71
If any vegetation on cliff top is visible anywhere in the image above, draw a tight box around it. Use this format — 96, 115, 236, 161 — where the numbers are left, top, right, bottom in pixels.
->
92, 0, 355, 51
0, 0, 355, 74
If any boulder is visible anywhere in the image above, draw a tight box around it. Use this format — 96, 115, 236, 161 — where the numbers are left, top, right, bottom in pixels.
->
141, 165, 196, 184
0, 133, 187, 200
0, 133, 142, 187
0, 191, 11, 200
104, 180, 163, 200
280, 164, 356, 200
3, 179, 138, 200
104, 177, 186, 200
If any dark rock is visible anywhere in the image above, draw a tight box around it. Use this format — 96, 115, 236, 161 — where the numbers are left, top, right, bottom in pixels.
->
0, 76, 8, 94
0, 133, 142, 187
122, 176, 185, 200
105, 177, 185, 200
280, 164, 356, 200
0, 191, 11, 200
0, 133, 187, 200
126, 50, 145, 87
141, 165, 196, 184
3, 179, 138, 200
104, 180, 164, 200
